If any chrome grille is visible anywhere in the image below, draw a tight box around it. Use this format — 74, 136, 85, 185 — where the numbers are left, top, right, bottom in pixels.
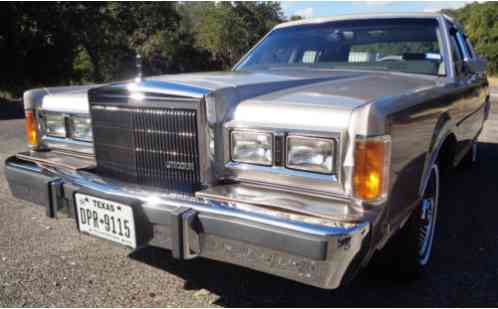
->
90, 105, 201, 193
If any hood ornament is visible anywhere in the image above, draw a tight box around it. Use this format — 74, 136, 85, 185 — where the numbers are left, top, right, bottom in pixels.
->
135, 52, 143, 83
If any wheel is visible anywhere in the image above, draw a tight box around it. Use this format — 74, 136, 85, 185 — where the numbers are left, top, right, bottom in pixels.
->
378, 164, 440, 279
459, 142, 477, 168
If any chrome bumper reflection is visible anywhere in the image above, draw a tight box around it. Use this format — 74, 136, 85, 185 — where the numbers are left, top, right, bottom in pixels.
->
6, 153, 371, 289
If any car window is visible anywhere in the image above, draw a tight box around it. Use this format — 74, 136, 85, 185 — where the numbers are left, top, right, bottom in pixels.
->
455, 31, 472, 60
236, 18, 445, 76
449, 33, 463, 62
460, 33, 474, 59
465, 36, 476, 58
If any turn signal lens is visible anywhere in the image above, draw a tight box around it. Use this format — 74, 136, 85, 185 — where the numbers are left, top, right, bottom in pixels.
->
353, 135, 391, 202
25, 110, 37, 146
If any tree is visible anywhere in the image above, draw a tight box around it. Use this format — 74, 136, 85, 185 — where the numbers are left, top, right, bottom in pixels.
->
193, 3, 248, 68
232, 1, 284, 41
69, 2, 181, 82
0, 3, 78, 96
192, 2, 283, 68
0, 1, 285, 96
67, 3, 118, 83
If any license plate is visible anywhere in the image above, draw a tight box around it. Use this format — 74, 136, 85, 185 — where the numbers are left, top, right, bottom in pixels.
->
75, 193, 136, 248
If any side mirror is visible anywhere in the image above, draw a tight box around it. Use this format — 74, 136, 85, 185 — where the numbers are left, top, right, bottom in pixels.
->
463, 58, 486, 74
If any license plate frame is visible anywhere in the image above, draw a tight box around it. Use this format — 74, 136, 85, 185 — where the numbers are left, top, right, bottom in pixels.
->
75, 193, 137, 249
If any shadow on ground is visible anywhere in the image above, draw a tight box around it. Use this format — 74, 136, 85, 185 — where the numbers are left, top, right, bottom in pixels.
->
130, 141, 498, 306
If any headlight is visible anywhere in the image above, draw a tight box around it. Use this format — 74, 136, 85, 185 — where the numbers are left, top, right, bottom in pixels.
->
286, 136, 335, 174
69, 116, 93, 142
44, 113, 66, 138
231, 131, 272, 166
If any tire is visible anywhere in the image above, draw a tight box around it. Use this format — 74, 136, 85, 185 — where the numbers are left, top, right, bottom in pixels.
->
379, 164, 440, 279
459, 142, 477, 168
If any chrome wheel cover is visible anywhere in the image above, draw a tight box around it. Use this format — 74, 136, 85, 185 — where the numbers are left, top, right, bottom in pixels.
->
418, 165, 439, 266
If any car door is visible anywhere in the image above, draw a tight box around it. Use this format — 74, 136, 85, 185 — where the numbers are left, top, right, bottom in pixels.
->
457, 31, 489, 140
449, 27, 486, 158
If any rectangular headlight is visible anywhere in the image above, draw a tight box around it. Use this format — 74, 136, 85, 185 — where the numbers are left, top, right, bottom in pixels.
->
69, 116, 93, 142
231, 131, 273, 166
44, 113, 66, 138
286, 136, 335, 174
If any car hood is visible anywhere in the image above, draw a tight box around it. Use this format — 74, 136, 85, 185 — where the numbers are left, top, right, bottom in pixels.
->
41, 69, 439, 130
217, 70, 438, 130
150, 69, 438, 104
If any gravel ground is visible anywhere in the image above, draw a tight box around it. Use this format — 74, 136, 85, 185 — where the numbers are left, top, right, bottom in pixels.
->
0, 96, 498, 307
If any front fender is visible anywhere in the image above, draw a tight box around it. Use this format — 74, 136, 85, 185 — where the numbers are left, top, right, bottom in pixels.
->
418, 112, 455, 197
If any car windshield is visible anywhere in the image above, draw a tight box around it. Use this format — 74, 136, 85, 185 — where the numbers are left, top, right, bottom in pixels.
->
235, 18, 444, 76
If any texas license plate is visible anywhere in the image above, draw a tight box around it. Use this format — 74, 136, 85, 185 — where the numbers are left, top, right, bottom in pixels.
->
75, 193, 136, 248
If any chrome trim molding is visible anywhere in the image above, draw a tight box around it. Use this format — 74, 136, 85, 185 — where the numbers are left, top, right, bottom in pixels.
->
17, 151, 95, 170
41, 135, 94, 156
111, 79, 209, 99
196, 183, 367, 223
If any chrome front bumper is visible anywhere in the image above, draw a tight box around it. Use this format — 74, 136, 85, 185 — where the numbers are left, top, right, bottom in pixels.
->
5, 154, 371, 289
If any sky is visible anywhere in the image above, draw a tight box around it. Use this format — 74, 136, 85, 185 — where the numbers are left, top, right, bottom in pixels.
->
280, 1, 470, 19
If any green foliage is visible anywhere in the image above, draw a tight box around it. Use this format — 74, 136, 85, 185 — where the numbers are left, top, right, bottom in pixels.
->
0, 3, 79, 96
443, 2, 498, 74
190, 2, 284, 68
66, 2, 181, 82
73, 47, 94, 84
0, 1, 284, 96
194, 3, 248, 68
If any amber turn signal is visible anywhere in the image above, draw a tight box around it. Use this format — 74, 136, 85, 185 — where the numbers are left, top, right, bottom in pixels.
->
353, 136, 391, 202
25, 110, 37, 146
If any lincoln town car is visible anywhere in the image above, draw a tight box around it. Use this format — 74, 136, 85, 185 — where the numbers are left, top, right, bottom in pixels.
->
5, 13, 490, 289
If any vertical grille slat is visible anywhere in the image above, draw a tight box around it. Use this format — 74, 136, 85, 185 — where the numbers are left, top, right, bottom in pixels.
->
91, 104, 202, 194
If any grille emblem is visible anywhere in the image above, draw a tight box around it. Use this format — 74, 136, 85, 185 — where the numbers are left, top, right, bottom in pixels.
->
164, 161, 195, 172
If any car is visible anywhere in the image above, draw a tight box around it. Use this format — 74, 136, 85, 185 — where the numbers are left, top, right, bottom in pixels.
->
5, 13, 491, 289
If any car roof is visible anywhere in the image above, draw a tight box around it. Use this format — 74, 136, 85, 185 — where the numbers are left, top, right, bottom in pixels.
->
274, 12, 462, 30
